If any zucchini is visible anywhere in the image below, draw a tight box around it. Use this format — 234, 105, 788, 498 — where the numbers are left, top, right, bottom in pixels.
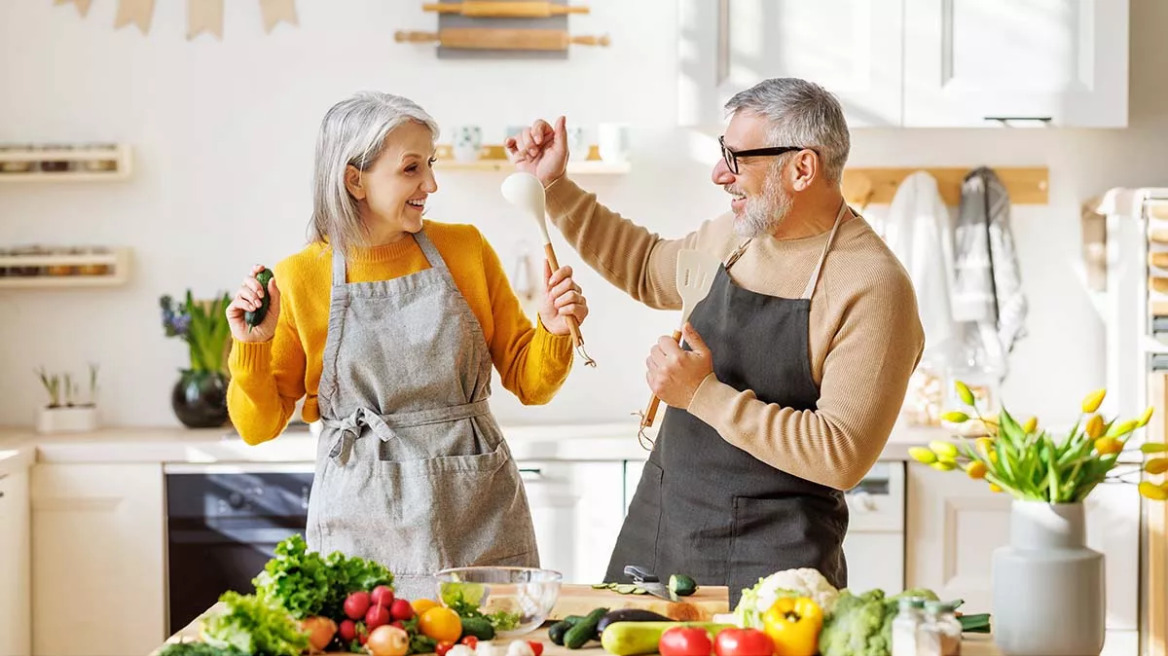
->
459, 616, 495, 641
244, 268, 274, 331
668, 574, 697, 597
596, 609, 672, 634
564, 607, 607, 649
601, 622, 736, 656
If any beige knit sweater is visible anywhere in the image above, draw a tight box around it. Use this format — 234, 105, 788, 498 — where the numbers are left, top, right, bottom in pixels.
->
545, 177, 926, 490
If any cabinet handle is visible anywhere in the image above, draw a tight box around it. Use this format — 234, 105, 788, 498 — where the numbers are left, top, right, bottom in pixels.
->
716, 0, 730, 86
984, 116, 1053, 124
519, 468, 543, 476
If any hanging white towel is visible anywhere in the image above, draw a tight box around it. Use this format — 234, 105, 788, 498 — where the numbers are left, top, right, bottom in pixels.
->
883, 171, 958, 362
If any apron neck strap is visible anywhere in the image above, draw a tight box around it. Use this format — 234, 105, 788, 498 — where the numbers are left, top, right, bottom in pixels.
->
329, 228, 446, 286
800, 201, 849, 300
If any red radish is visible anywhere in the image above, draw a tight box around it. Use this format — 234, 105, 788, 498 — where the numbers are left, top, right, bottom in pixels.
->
390, 598, 415, 621
344, 591, 372, 620
371, 585, 395, 608
391, 620, 405, 630
339, 619, 358, 642
366, 603, 391, 630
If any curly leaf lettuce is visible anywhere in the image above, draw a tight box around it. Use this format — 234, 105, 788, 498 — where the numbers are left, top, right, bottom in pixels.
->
201, 591, 308, 656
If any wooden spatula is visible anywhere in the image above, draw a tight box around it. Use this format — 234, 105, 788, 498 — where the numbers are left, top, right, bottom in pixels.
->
638, 249, 722, 443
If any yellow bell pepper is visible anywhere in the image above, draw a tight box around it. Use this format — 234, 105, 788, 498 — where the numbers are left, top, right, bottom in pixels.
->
762, 597, 822, 656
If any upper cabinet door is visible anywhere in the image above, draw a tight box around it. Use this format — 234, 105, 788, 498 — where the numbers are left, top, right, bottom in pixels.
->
678, 0, 905, 128
903, 0, 1130, 127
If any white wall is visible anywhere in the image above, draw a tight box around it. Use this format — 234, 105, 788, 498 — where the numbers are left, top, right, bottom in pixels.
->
1, 0, 1166, 430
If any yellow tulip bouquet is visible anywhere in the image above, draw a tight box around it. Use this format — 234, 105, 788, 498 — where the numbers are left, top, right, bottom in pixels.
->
910, 382, 1166, 502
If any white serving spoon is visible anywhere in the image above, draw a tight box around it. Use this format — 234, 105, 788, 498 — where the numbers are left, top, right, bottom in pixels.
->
501, 172, 596, 367
638, 248, 723, 444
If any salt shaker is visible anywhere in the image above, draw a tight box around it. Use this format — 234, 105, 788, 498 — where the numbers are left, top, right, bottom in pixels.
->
892, 596, 926, 656
923, 600, 962, 656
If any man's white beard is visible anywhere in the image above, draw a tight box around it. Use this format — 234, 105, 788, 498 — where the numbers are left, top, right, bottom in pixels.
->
734, 173, 792, 238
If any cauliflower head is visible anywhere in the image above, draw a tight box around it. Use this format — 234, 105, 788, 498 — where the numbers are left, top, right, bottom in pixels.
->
732, 568, 840, 628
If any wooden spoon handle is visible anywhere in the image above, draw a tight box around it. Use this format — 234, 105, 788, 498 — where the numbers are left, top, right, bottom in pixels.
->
639, 329, 683, 429
543, 243, 596, 367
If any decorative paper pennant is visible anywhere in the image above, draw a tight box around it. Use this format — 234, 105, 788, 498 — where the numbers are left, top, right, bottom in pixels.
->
54, 0, 92, 17
187, 0, 224, 40
114, 0, 156, 34
259, 0, 298, 33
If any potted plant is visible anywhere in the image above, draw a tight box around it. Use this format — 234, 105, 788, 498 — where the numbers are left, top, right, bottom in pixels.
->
912, 382, 1161, 656
160, 290, 233, 428
36, 363, 100, 433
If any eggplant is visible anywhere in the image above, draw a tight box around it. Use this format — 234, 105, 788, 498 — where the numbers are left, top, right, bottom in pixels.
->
596, 609, 673, 634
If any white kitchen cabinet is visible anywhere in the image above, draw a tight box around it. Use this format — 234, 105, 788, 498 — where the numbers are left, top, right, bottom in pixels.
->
679, 0, 1129, 129
31, 464, 166, 656
0, 470, 31, 656
905, 462, 1139, 639
518, 460, 626, 584
903, 0, 1129, 127
678, 0, 905, 128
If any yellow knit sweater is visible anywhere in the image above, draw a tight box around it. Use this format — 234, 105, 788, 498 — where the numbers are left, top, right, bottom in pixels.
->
227, 221, 574, 445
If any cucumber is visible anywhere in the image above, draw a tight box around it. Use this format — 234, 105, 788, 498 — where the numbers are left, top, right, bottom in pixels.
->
564, 607, 607, 649
600, 621, 736, 656
668, 574, 698, 597
547, 620, 573, 646
596, 609, 672, 634
244, 268, 274, 332
459, 616, 495, 641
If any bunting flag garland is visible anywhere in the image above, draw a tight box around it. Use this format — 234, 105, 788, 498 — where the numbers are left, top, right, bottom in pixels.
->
52, 0, 298, 39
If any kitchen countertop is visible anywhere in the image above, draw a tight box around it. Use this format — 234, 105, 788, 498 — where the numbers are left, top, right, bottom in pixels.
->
0, 420, 947, 471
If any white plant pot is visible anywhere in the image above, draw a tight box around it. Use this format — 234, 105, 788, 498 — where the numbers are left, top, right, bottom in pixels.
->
37, 406, 99, 434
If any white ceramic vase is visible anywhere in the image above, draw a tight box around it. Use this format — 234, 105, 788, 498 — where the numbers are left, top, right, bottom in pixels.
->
992, 500, 1105, 656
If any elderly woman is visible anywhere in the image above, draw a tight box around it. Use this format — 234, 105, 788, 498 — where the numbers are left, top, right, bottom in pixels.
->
225, 91, 589, 599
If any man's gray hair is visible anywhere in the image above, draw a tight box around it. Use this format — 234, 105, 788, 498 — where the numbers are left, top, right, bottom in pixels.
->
310, 91, 440, 255
724, 78, 850, 184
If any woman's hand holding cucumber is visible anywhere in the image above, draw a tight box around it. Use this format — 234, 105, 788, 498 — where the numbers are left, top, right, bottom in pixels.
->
227, 264, 280, 343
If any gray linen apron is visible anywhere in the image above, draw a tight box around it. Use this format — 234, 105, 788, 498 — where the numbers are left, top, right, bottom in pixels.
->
606, 204, 851, 608
305, 229, 539, 601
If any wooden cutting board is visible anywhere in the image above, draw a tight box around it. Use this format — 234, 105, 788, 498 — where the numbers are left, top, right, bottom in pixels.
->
549, 584, 730, 622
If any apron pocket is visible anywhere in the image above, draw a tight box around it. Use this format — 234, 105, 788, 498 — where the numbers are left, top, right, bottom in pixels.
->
608, 460, 664, 576
728, 495, 848, 594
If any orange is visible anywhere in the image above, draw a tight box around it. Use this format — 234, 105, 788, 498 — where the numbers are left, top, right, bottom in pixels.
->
419, 606, 462, 643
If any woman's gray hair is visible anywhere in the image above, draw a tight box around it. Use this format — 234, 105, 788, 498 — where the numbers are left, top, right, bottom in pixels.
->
724, 78, 850, 184
310, 91, 440, 255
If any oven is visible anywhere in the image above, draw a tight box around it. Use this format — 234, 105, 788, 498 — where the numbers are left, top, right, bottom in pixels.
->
164, 463, 314, 634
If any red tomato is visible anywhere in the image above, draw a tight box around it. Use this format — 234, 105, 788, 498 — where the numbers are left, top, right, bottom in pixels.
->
528, 641, 544, 656
659, 627, 714, 656
460, 636, 479, 649
714, 628, 773, 656
436, 642, 455, 656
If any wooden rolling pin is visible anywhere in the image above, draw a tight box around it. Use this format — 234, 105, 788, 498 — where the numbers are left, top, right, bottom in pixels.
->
422, 2, 589, 17
395, 28, 609, 50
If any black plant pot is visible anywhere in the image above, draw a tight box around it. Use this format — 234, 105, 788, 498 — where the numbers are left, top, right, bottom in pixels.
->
172, 370, 229, 428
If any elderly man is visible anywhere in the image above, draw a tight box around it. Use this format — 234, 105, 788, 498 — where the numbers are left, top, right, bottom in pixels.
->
506, 78, 925, 604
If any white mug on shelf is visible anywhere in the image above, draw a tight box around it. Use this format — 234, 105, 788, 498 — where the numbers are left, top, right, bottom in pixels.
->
566, 124, 587, 161
597, 123, 630, 164
452, 125, 482, 162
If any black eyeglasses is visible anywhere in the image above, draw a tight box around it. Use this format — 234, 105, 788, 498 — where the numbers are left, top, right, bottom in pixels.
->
719, 135, 808, 174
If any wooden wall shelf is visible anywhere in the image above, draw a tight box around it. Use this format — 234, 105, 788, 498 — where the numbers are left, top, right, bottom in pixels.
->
0, 247, 132, 289
841, 167, 1049, 206
0, 144, 132, 182
434, 144, 629, 174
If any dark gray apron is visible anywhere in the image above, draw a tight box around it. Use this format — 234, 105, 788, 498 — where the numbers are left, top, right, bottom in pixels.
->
306, 229, 539, 601
606, 205, 850, 608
